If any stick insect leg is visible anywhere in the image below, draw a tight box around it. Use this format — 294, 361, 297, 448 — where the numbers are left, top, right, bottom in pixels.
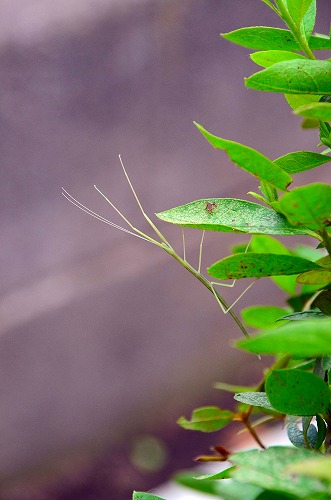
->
182, 228, 186, 262
198, 230, 205, 274
211, 279, 258, 315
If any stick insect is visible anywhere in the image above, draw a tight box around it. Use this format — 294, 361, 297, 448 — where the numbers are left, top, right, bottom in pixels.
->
62, 156, 257, 338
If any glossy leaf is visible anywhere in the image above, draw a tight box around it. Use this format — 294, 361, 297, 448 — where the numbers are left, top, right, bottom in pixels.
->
222, 27, 331, 51
156, 198, 310, 236
246, 60, 331, 95
133, 493, 165, 500
208, 253, 320, 280
195, 122, 292, 190
236, 318, 331, 356
296, 269, 331, 285
242, 306, 289, 329
294, 102, 331, 121
265, 369, 330, 415
272, 183, 331, 230
250, 50, 306, 68
287, 422, 317, 448
234, 392, 277, 411
177, 406, 234, 432
274, 151, 331, 174
230, 447, 328, 497
285, 0, 314, 25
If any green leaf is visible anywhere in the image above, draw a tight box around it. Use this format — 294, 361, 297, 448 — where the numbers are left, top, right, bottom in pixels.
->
236, 318, 331, 356
278, 310, 327, 321
296, 269, 331, 285
272, 183, 331, 230
177, 406, 234, 432
195, 467, 236, 480
230, 446, 329, 497
301, 0, 316, 39
195, 122, 292, 191
214, 382, 255, 392
222, 27, 331, 51
266, 369, 330, 416
274, 151, 331, 174
250, 234, 297, 294
285, 93, 322, 111
175, 471, 224, 496
287, 455, 331, 481
250, 50, 306, 68
246, 60, 331, 95
234, 392, 277, 411
133, 493, 166, 500
156, 198, 310, 236
285, 0, 314, 25
295, 102, 331, 121
242, 306, 289, 329
208, 253, 320, 280
287, 422, 317, 448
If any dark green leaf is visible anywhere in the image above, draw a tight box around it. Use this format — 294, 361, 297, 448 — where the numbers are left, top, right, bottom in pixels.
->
222, 27, 331, 51
208, 253, 320, 280
273, 183, 331, 230
315, 414, 327, 449
250, 235, 297, 294
287, 422, 317, 448
156, 198, 310, 236
294, 102, 331, 121
242, 306, 289, 329
195, 122, 292, 191
234, 392, 277, 411
177, 406, 234, 432
265, 369, 330, 415
250, 50, 306, 68
236, 318, 331, 356
230, 447, 328, 497
274, 151, 331, 174
245, 60, 331, 95
133, 493, 166, 500
278, 310, 327, 321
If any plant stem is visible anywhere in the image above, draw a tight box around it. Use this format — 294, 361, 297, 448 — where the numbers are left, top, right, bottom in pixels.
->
275, 1, 316, 60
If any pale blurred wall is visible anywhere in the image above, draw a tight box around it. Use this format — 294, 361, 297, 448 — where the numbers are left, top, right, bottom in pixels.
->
0, 0, 329, 478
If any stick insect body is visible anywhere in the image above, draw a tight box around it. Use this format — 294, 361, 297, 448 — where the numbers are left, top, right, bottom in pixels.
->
62, 156, 256, 338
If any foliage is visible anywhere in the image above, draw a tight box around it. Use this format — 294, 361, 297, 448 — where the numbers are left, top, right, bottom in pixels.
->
129, 0, 331, 498
63, 0, 331, 498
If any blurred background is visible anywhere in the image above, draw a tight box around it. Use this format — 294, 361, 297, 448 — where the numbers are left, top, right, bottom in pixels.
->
1, 0, 330, 498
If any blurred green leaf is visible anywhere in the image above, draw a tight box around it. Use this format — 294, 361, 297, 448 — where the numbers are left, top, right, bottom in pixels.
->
222, 27, 331, 51
195, 467, 236, 480
156, 198, 310, 236
242, 306, 289, 329
250, 50, 306, 68
177, 406, 234, 432
230, 447, 329, 497
234, 392, 277, 411
287, 422, 317, 448
195, 122, 292, 190
312, 290, 331, 315
208, 253, 320, 280
296, 269, 331, 285
214, 381, 256, 392
236, 318, 331, 356
295, 102, 331, 121
287, 455, 331, 481
246, 60, 331, 95
133, 493, 165, 500
272, 183, 331, 230
285, 93, 321, 110
274, 151, 331, 174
